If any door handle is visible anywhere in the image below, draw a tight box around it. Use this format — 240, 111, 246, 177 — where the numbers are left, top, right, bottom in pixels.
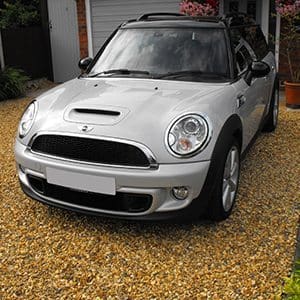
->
237, 94, 246, 108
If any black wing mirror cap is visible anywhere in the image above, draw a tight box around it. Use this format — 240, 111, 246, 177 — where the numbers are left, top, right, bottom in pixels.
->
78, 57, 93, 71
250, 61, 271, 78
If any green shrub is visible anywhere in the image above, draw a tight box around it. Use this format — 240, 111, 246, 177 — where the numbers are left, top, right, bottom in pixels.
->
0, 0, 41, 29
0, 67, 29, 100
281, 262, 300, 299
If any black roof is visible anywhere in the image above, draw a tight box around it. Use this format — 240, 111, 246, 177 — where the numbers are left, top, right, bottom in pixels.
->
121, 12, 257, 29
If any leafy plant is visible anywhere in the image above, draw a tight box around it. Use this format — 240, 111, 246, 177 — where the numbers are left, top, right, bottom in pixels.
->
277, 261, 300, 299
282, 261, 300, 300
276, 0, 300, 82
294, 70, 300, 82
0, 67, 29, 100
0, 0, 41, 29
180, 0, 219, 16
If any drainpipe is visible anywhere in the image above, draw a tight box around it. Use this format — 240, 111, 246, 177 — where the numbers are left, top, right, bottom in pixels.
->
261, 0, 270, 40
85, 0, 93, 57
275, 13, 281, 72
0, 30, 5, 70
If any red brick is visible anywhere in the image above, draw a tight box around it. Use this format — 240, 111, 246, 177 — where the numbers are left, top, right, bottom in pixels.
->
278, 19, 300, 82
76, 0, 88, 58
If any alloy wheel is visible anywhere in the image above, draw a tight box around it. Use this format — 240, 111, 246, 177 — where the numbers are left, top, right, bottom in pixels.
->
222, 145, 240, 212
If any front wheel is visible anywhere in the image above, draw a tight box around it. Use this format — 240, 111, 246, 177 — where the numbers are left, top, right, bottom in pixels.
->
207, 140, 241, 221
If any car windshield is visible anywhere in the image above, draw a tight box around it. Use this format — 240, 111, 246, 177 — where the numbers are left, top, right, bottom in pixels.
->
89, 27, 230, 81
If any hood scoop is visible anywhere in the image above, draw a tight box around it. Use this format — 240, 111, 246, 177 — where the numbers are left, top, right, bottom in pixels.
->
74, 108, 121, 116
64, 104, 130, 126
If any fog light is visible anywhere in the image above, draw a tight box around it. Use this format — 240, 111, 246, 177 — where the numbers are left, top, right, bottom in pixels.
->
172, 186, 189, 200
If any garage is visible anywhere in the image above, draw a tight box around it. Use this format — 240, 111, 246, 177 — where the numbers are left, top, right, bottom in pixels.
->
88, 0, 181, 56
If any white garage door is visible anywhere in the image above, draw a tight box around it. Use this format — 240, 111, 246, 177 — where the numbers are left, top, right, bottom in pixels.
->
90, 0, 181, 55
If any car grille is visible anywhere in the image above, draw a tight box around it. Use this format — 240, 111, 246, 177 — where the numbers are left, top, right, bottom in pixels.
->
28, 175, 152, 213
30, 135, 152, 168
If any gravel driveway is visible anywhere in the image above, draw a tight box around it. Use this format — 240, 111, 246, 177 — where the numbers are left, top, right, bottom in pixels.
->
0, 97, 299, 299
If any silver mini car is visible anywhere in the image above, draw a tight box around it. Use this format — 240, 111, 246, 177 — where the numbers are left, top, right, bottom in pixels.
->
15, 13, 278, 221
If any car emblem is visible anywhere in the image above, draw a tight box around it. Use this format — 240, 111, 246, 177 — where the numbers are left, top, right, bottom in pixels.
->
79, 125, 94, 133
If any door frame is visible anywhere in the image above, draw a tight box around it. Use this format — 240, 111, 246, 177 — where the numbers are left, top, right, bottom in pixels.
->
41, 0, 54, 81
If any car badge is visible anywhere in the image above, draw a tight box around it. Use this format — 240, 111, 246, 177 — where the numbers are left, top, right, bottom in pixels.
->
79, 125, 94, 133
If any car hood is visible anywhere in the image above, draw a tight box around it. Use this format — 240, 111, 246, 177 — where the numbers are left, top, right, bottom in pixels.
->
29, 77, 234, 163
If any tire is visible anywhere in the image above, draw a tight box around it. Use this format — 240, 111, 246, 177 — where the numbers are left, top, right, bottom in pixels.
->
262, 78, 279, 132
207, 138, 241, 221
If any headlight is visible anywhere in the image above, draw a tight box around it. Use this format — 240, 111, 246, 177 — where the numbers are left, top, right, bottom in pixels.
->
166, 114, 211, 157
19, 101, 37, 138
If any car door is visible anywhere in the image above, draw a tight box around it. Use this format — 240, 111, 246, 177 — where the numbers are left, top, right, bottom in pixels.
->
244, 26, 276, 115
230, 27, 271, 151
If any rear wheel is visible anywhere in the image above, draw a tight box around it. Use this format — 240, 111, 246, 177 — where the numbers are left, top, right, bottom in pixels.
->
263, 80, 279, 132
207, 139, 241, 221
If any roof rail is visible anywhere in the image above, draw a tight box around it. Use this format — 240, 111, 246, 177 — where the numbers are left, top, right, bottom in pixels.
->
137, 12, 185, 21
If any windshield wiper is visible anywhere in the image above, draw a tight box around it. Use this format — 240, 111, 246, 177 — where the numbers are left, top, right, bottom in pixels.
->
88, 69, 150, 77
155, 70, 203, 79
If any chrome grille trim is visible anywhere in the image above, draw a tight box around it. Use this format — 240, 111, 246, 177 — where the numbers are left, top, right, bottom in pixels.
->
28, 131, 159, 170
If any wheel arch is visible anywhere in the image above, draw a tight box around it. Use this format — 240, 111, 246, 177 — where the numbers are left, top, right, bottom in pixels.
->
214, 114, 243, 156
194, 114, 243, 210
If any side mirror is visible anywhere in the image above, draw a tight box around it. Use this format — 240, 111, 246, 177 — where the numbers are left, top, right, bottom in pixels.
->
250, 61, 270, 78
78, 57, 93, 71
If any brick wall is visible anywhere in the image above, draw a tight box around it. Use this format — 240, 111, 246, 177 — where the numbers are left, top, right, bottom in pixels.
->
76, 0, 89, 58
278, 19, 300, 83
279, 51, 300, 83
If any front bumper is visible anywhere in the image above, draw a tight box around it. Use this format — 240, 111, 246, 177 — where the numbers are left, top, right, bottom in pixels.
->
15, 139, 211, 219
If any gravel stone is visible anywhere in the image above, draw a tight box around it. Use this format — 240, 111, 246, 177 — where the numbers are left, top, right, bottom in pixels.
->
0, 97, 299, 299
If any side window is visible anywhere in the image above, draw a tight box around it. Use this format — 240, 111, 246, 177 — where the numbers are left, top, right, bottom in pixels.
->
244, 26, 269, 59
230, 28, 242, 49
236, 45, 252, 73
230, 28, 253, 74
